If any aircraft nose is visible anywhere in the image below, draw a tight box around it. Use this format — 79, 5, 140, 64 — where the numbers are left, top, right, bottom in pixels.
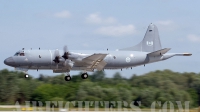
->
4, 57, 16, 67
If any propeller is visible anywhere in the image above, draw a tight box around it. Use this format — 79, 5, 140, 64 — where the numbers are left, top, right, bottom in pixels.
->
62, 45, 74, 69
62, 45, 70, 60
53, 49, 60, 68
53, 46, 73, 69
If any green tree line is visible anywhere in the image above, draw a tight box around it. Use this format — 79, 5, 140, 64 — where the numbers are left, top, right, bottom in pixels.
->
0, 69, 199, 108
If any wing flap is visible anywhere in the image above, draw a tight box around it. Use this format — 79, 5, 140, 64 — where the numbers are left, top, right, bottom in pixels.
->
96, 61, 107, 71
148, 48, 171, 57
82, 53, 107, 71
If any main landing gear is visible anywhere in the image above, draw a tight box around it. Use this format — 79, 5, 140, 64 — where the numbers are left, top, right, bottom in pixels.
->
64, 73, 71, 81
64, 72, 88, 81
81, 73, 88, 79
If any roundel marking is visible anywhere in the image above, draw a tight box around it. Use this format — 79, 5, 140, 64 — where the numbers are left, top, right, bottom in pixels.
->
126, 57, 131, 63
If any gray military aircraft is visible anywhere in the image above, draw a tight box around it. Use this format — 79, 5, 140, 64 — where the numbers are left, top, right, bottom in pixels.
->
4, 23, 192, 81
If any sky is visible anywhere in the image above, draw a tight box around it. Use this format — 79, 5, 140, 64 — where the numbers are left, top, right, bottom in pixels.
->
0, 0, 200, 78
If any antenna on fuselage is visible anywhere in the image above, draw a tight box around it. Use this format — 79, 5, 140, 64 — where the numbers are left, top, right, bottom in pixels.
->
22, 48, 24, 50
107, 48, 108, 51
39, 47, 40, 50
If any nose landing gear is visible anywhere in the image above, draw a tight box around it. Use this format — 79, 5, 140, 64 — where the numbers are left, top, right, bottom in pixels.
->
22, 71, 29, 78
24, 74, 29, 78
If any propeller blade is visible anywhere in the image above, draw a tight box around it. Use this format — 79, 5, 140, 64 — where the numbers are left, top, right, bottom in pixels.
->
54, 49, 60, 57
53, 57, 60, 63
56, 64, 58, 69
53, 49, 60, 63
62, 45, 69, 60
63, 45, 68, 53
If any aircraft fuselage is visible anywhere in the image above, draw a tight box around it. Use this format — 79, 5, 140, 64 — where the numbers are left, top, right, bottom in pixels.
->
5, 50, 166, 72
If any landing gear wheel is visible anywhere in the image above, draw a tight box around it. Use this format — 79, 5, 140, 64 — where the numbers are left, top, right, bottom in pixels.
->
65, 76, 71, 81
24, 74, 29, 78
81, 73, 88, 79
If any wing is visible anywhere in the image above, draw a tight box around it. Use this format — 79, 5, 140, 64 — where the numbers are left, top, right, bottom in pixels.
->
82, 53, 107, 71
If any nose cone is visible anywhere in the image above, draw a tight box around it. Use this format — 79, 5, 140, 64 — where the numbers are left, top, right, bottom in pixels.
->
4, 57, 16, 67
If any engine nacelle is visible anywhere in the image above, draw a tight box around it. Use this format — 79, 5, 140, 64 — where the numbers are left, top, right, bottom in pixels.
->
63, 60, 74, 69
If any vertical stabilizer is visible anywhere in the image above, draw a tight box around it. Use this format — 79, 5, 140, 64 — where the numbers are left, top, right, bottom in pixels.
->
120, 23, 162, 52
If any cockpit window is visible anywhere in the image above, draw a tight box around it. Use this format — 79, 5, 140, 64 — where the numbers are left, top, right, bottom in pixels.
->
14, 51, 25, 56
14, 52, 20, 56
20, 53, 25, 56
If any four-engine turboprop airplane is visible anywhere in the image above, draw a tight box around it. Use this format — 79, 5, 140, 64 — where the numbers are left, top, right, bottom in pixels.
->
4, 23, 192, 81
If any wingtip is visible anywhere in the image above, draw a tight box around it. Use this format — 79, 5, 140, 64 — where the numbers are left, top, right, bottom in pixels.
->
183, 53, 192, 56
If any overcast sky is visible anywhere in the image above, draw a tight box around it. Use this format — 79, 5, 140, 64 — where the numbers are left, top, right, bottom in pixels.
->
0, 0, 199, 78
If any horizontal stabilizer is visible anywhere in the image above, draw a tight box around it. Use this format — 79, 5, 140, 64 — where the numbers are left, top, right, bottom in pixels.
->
147, 48, 171, 57
174, 53, 192, 56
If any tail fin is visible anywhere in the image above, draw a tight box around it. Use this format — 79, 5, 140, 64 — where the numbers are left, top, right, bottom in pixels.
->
120, 23, 162, 52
